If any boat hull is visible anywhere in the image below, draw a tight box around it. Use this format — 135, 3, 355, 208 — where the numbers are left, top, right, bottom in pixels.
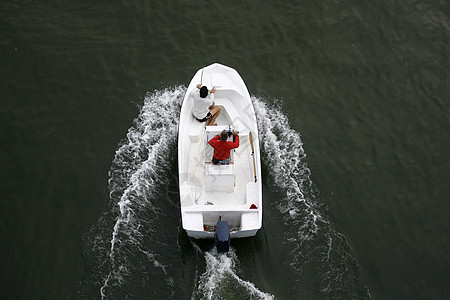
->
178, 63, 262, 239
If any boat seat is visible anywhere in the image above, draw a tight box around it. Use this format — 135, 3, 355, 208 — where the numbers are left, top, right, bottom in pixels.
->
205, 164, 235, 192
188, 118, 206, 143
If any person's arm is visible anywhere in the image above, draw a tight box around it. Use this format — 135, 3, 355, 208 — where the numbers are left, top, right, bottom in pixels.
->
231, 131, 239, 148
209, 134, 221, 146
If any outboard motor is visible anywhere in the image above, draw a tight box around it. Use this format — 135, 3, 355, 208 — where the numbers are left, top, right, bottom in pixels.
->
215, 220, 230, 253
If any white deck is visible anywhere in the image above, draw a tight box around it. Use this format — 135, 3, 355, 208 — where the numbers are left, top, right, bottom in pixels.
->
178, 63, 262, 239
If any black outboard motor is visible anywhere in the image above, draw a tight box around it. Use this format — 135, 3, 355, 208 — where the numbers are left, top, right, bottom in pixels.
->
215, 220, 230, 253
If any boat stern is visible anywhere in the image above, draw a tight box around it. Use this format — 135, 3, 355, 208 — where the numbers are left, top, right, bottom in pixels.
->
181, 208, 261, 239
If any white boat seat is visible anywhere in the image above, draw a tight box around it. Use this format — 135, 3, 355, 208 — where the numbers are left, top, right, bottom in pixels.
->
205, 164, 235, 192
188, 119, 206, 143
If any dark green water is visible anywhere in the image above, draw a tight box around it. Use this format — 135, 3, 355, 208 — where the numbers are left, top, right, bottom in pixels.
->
1, 1, 448, 299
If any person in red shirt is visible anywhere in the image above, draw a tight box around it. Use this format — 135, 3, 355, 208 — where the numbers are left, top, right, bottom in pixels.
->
209, 130, 240, 165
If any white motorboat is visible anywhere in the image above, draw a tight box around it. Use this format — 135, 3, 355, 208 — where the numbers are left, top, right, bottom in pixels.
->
178, 63, 262, 251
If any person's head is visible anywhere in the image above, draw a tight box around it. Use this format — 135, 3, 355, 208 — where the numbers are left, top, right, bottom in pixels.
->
220, 131, 228, 141
200, 86, 208, 98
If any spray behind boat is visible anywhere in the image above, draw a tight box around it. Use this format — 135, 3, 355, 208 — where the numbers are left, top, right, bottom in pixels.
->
215, 217, 230, 253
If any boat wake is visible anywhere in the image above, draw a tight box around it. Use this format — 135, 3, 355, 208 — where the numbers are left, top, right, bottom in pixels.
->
76, 87, 184, 299
254, 98, 370, 298
99, 88, 184, 298
76, 87, 369, 299
192, 244, 274, 300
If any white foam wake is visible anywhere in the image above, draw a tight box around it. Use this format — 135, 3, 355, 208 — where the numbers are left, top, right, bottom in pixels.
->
194, 246, 274, 300
94, 90, 368, 299
100, 87, 184, 298
253, 97, 370, 298
253, 97, 325, 243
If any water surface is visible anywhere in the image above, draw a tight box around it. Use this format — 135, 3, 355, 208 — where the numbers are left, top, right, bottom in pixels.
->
1, 1, 448, 299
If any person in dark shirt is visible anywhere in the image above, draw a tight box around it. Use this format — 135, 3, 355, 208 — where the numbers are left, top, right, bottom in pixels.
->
208, 130, 239, 165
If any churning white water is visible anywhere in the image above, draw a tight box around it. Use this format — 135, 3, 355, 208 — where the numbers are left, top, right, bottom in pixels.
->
100, 87, 183, 298
192, 244, 274, 300
88, 87, 368, 299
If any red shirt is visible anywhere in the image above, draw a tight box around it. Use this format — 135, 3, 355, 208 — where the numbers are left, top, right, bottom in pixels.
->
208, 134, 240, 160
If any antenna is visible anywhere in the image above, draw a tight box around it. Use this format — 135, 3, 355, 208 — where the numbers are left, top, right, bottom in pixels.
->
200, 68, 204, 86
